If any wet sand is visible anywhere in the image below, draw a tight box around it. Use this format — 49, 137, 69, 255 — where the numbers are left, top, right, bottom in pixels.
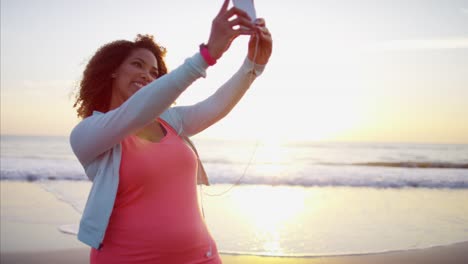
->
1, 181, 467, 263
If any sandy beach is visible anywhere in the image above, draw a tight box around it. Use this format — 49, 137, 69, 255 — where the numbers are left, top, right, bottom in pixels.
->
1, 181, 467, 263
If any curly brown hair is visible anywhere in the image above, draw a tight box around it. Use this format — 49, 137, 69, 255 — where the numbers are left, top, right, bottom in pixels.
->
73, 34, 168, 118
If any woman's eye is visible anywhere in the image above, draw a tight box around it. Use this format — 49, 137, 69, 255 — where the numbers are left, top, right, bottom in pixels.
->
132, 61, 142, 68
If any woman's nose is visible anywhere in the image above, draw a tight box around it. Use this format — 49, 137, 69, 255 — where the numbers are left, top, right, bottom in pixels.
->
140, 71, 153, 81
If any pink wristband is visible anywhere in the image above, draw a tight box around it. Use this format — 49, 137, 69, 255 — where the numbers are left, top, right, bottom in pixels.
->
199, 44, 217, 66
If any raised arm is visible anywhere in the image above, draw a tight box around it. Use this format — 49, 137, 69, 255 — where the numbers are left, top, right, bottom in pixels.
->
175, 18, 273, 137
174, 58, 265, 137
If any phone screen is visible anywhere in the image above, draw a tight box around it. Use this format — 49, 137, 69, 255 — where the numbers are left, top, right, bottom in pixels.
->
232, 0, 256, 22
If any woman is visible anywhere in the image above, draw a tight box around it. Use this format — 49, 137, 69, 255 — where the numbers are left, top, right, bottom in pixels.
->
70, 0, 272, 263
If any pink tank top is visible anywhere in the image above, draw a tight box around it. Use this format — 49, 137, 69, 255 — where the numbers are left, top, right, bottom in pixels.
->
90, 119, 221, 264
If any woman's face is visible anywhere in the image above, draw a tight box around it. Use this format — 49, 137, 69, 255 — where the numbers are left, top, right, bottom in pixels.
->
110, 48, 159, 106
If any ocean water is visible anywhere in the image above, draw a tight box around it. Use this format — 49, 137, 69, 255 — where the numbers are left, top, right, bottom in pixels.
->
2, 135, 468, 188
1, 135, 468, 256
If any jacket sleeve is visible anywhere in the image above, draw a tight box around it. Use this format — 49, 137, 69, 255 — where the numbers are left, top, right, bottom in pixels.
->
173, 57, 266, 137
70, 53, 209, 167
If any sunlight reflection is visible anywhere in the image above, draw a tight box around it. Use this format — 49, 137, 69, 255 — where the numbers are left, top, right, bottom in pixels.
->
261, 230, 281, 253
252, 140, 292, 180
255, 139, 288, 163
231, 186, 306, 254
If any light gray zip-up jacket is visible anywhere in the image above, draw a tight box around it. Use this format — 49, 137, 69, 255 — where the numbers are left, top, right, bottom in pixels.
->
70, 52, 264, 249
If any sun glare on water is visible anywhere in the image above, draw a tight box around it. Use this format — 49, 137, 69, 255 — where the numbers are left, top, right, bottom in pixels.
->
230, 186, 306, 255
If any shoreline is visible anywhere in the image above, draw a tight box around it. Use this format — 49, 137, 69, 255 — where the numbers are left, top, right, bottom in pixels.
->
2, 181, 468, 263
219, 239, 468, 258
2, 241, 468, 264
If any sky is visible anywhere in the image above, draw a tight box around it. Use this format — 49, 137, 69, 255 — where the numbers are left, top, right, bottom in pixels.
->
1, 0, 468, 143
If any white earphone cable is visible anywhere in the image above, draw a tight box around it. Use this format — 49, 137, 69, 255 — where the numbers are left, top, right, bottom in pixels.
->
201, 33, 260, 199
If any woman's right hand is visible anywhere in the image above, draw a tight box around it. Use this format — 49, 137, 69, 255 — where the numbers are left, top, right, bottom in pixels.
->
206, 0, 256, 61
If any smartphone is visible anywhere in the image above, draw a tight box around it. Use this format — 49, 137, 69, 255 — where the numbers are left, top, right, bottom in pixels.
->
232, 0, 256, 22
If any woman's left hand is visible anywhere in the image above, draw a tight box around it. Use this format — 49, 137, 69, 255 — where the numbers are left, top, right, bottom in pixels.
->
248, 18, 272, 65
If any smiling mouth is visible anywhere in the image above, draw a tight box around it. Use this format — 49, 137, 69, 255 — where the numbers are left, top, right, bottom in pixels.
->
133, 82, 145, 88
